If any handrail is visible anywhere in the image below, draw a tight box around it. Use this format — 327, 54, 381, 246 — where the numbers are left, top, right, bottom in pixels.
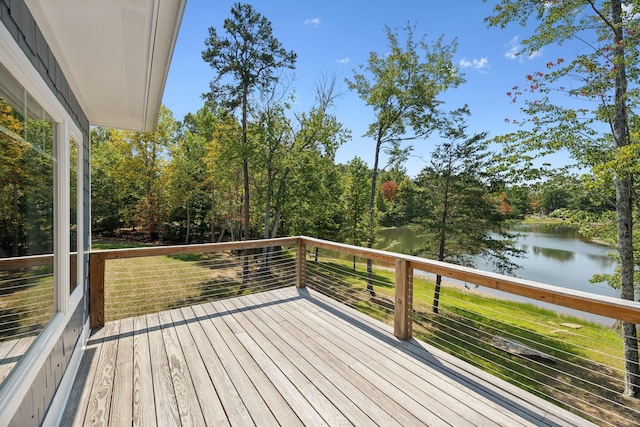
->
0, 254, 54, 270
88, 237, 299, 328
92, 237, 298, 260
87, 236, 640, 334
299, 236, 640, 325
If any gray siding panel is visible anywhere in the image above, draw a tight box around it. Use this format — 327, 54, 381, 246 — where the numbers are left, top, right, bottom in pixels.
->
1, 0, 91, 424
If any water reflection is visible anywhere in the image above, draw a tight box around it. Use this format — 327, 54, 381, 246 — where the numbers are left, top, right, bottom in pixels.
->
530, 245, 575, 262
374, 224, 619, 298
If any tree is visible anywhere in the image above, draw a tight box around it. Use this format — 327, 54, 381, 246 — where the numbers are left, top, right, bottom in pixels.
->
343, 157, 370, 269
90, 106, 178, 239
129, 105, 177, 239
412, 125, 522, 314
486, 0, 640, 397
0, 99, 26, 256
166, 131, 208, 243
380, 180, 399, 202
204, 112, 244, 242
202, 2, 296, 247
346, 24, 464, 294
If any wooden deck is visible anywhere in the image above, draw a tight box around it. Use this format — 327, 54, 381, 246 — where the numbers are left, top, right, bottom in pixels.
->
0, 336, 35, 385
61, 287, 592, 426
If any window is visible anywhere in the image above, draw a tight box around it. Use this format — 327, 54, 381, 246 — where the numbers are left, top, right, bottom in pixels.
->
70, 138, 78, 294
0, 61, 56, 385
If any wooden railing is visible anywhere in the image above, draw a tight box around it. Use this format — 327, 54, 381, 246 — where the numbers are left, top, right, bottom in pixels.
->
88, 237, 298, 328
88, 236, 640, 332
83, 236, 640, 425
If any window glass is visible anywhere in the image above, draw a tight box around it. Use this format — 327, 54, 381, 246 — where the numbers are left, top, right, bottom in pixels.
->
0, 62, 55, 385
70, 138, 78, 293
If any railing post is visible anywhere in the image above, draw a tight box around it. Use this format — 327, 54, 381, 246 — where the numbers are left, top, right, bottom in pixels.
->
394, 258, 413, 340
296, 239, 306, 288
89, 252, 106, 329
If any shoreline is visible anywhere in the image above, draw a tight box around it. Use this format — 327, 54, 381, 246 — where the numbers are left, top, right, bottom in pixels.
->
409, 268, 616, 327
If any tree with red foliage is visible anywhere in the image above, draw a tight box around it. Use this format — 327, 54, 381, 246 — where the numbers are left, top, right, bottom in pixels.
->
380, 180, 399, 202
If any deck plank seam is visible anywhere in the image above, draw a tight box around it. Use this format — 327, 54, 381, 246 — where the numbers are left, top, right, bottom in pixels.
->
190, 302, 280, 425
179, 305, 255, 426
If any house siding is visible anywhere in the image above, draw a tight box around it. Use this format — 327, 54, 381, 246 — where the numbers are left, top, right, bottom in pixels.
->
0, 0, 90, 424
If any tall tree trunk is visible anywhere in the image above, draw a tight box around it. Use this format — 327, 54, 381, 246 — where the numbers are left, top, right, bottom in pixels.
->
185, 204, 191, 244
366, 136, 383, 296
241, 84, 250, 287
210, 190, 215, 242
261, 169, 274, 272
612, 0, 640, 398
433, 174, 450, 314
270, 171, 287, 239
11, 182, 19, 256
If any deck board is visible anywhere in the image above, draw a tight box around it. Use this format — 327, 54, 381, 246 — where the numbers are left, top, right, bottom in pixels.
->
0, 336, 35, 384
277, 289, 524, 426
132, 314, 156, 426
64, 286, 595, 426
110, 316, 133, 427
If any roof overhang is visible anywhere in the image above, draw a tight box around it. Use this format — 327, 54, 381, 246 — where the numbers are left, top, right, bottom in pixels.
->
25, 0, 186, 132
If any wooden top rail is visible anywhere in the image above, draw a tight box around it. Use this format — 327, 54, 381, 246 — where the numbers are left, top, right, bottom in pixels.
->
299, 236, 640, 324
91, 237, 298, 260
0, 254, 54, 270
301, 237, 397, 267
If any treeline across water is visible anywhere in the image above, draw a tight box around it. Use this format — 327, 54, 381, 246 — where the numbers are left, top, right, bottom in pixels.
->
89, 104, 614, 252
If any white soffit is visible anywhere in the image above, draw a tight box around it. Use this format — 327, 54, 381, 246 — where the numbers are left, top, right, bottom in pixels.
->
25, 0, 186, 132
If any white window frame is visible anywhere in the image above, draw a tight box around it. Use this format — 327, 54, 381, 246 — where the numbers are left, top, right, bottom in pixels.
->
0, 21, 87, 424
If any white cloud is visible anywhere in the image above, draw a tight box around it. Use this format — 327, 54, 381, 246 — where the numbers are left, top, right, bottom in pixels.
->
459, 57, 489, 72
528, 50, 543, 60
335, 57, 350, 64
304, 18, 320, 28
622, 3, 640, 21
504, 36, 521, 60
505, 36, 542, 62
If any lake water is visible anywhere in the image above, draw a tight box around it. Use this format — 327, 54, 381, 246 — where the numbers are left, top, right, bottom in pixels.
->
375, 223, 622, 324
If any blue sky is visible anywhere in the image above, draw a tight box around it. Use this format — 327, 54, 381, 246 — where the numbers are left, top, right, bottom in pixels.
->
162, 0, 569, 177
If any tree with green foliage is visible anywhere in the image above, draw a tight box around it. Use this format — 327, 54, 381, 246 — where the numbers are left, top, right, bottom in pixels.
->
166, 131, 208, 243
202, 2, 296, 245
343, 157, 370, 269
90, 128, 130, 234
346, 24, 464, 294
0, 99, 26, 256
412, 122, 521, 313
129, 105, 177, 240
486, 0, 640, 397
204, 112, 244, 242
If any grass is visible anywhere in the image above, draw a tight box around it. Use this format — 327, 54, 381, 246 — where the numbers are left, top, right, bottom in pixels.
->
0, 266, 54, 341
522, 216, 569, 225
102, 249, 296, 322
92, 240, 151, 250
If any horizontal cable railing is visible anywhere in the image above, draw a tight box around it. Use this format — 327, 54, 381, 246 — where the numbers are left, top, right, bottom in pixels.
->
90, 238, 298, 324
0, 255, 55, 385
299, 236, 640, 427
87, 236, 640, 425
